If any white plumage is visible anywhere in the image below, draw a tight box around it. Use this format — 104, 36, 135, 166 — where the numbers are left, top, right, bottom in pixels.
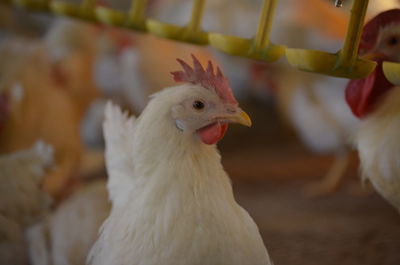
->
27, 180, 110, 265
89, 86, 271, 265
289, 76, 358, 154
0, 141, 53, 226
348, 10, 400, 212
0, 141, 53, 265
355, 87, 400, 211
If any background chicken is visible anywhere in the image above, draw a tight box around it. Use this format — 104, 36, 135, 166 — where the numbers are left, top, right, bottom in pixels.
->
27, 179, 110, 265
0, 141, 53, 265
246, 0, 359, 195
346, 9, 400, 212
0, 37, 81, 199
0, 18, 101, 200
45, 18, 100, 117
88, 56, 271, 265
249, 0, 400, 195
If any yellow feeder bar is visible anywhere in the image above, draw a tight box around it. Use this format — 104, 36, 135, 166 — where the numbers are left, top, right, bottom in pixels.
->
13, 0, 48, 11
383, 62, 400, 86
286, 0, 376, 79
208, 0, 285, 62
51, 0, 96, 21
96, 0, 148, 31
147, 0, 208, 45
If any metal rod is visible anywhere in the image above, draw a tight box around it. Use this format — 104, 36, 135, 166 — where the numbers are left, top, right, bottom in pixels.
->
254, 0, 277, 50
338, 0, 369, 67
187, 0, 206, 32
128, 0, 148, 25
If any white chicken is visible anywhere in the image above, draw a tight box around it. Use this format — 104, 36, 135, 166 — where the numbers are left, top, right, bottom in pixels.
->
346, 9, 400, 212
283, 72, 359, 195
88, 55, 272, 265
273, 1, 400, 196
0, 141, 53, 265
83, 32, 148, 148
44, 18, 100, 117
249, 1, 400, 195
27, 180, 110, 265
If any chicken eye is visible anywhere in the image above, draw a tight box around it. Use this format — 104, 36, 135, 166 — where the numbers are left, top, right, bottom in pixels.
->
192, 100, 205, 110
388, 36, 398, 46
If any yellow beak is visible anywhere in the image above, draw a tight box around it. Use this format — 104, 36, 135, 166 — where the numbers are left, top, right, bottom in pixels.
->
226, 109, 252, 127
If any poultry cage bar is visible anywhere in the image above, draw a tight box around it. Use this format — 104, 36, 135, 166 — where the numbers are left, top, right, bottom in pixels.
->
1, 0, 399, 82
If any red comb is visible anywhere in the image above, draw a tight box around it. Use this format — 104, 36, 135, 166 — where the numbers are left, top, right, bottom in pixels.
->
359, 9, 400, 54
171, 54, 237, 105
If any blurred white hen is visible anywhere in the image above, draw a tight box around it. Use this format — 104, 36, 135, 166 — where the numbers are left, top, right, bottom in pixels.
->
27, 180, 110, 265
252, 0, 360, 194
280, 0, 399, 194
0, 141, 53, 265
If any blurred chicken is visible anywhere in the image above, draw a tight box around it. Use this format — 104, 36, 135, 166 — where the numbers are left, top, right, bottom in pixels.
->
27, 180, 110, 265
346, 9, 400, 212
247, 0, 360, 195
45, 18, 100, 117
136, 35, 215, 95
285, 74, 359, 195
88, 56, 271, 265
94, 28, 146, 112
0, 141, 53, 265
82, 28, 145, 148
0, 38, 81, 200
150, 0, 261, 96
0, 19, 101, 200
276, 1, 400, 195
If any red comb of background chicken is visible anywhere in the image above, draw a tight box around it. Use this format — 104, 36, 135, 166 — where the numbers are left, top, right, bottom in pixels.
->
171, 55, 238, 105
359, 9, 400, 54
93, 0, 135, 52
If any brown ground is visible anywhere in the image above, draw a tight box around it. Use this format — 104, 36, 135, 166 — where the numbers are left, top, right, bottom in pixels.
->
219, 97, 400, 265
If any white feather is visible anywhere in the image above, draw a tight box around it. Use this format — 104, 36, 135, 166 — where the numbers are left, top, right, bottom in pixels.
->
0, 141, 54, 265
103, 102, 137, 208
0, 141, 53, 225
28, 180, 110, 265
355, 86, 400, 211
289, 76, 359, 153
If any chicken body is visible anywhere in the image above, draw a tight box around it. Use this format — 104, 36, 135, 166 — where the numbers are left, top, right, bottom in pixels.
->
89, 57, 271, 265
355, 86, 400, 210
347, 9, 400, 211
27, 180, 110, 265
89, 102, 270, 265
0, 18, 101, 199
0, 40, 82, 199
0, 141, 53, 265
283, 72, 359, 194
288, 75, 357, 154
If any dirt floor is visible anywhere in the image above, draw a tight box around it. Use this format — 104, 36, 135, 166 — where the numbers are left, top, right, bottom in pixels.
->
234, 179, 400, 265
218, 97, 400, 265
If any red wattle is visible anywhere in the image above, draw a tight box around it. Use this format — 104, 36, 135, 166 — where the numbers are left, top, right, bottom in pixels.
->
345, 62, 394, 118
197, 122, 228, 145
